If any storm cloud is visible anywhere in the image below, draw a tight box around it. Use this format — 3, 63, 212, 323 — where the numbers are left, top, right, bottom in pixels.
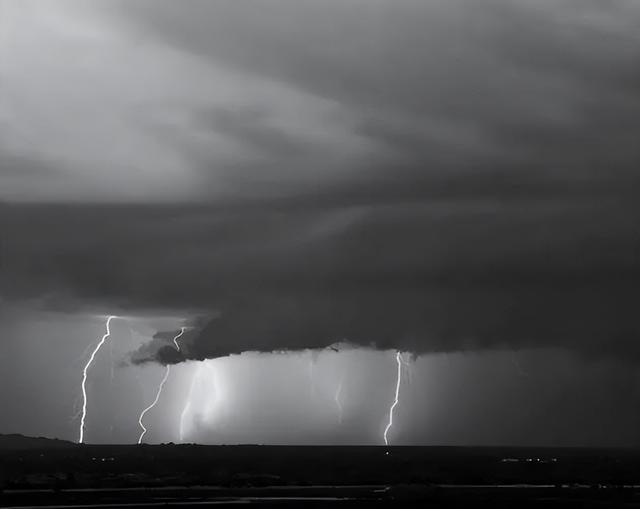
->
3, 198, 640, 362
2, 0, 640, 361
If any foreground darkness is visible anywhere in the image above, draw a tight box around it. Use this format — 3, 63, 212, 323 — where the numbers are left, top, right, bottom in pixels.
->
4, 436, 640, 506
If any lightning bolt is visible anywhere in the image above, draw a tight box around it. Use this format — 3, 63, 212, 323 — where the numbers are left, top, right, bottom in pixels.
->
383, 351, 403, 446
79, 315, 116, 444
172, 327, 186, 350
109, 337, 115, 385
137, 366, 171, 444
179, 364, 201, 442
137, 327, 185, 444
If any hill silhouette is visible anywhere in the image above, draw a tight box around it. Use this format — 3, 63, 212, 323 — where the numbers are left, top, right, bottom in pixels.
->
0, 433, 74, 450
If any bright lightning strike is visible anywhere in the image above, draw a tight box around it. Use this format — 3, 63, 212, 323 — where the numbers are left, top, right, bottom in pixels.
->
179, 364, 202, 442
383, 351, 403, 446
137, 366, 171, 444
172, 327, 186, 351
137, 327, 186, 444
79, 315, 116, 444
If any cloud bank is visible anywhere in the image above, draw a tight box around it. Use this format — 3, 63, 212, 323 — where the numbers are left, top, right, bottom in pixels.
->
3, 200, 639, 362
1, 0, 640, 360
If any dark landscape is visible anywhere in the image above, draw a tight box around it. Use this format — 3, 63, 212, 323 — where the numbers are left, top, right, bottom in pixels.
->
3, 435, 640, 507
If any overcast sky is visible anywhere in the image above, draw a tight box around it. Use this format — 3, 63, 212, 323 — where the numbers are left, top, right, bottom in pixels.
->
1, 0, 640, 445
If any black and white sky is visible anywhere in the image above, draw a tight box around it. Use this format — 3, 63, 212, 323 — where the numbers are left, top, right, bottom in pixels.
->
1, 0, 640, 446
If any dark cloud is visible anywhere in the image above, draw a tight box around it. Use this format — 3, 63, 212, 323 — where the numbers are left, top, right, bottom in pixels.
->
106, 0, 640, 206
154, 344, 185, 365
195, 106, 314, 159
2, 0, 640, 362
114, 1, 640, 144
2, 198, 639, 362
0, 153, 57, 178
129, 329, 192, 365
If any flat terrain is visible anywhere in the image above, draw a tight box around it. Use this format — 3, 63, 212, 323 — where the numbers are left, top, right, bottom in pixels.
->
3, 435, 640, 506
